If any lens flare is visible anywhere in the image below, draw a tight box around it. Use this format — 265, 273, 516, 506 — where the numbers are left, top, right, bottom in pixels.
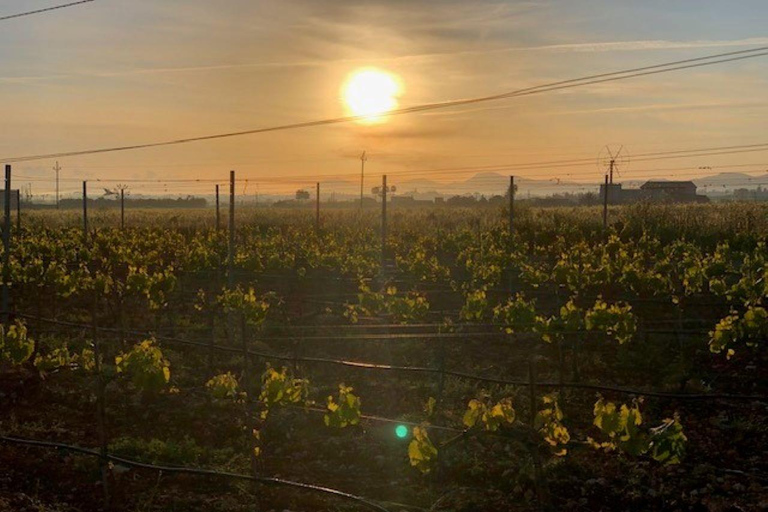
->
395, 425, 409, 439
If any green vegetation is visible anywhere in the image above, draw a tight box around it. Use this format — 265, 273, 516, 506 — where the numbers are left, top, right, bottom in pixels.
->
1, 202, 766, 511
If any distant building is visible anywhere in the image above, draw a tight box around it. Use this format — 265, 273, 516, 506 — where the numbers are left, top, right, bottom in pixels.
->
391, 196, 433, 207
733, 186, 768, 201
640, 181, 698, 201
391, 196, 415, 206
601, 183, 624, 203
599, 180, 707, 204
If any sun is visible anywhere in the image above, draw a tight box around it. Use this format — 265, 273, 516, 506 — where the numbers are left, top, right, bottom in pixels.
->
343, 68, 402, 123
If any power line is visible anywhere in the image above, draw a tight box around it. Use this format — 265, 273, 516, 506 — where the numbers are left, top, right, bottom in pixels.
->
344, 143, 768, 182
17, 143, 768, 186
13, 173, 768, 192
13, 139, 768, 188
4, 46, 768, 163
0, 0, 94, 22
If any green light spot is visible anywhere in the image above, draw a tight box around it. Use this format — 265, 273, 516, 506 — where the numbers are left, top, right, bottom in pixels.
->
395, 425, 409, 439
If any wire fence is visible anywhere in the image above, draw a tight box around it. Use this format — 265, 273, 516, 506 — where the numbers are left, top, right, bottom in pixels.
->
16, 311, 767, 402
5, 304, 766, 510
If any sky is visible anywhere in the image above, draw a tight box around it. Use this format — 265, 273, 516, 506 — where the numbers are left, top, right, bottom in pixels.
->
1, 0, 768, 198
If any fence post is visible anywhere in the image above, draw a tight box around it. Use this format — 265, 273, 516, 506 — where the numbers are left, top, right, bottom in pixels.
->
91, 296, 111, 507
571, 335, 581, 382
507, 175, 515, 295
215, 184, 221, 232
315, 182, 321, 234
528, 358, 538, 429
2, 165, 12, 324
83, 181, 89, 239
602, 175, 608, 233
558, 338, 565, 393
436, 339, 446, 407
208, 305, 216, 374
528, 357, 545, 504
15, 189, 21, 233
226, 172, 235, 345
240, 311, 257, 476
228, 171, 235, 289
676, 299, 687, 391
120, 188, 125, 230
509, 175, 515, 236
381, 174, 387, 270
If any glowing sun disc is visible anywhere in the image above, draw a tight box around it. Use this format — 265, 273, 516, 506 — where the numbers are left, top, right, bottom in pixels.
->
343, 68, 401, 123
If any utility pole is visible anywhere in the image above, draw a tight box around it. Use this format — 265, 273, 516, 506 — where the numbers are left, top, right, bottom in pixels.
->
53, 161, 61, 209
360, 151, 367, 210
609, 159, 615, 185
115, 184, 129, 230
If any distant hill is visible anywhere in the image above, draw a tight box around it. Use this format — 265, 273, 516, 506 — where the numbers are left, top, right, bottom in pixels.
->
246, 170, 768, 202
404, 171, 768, 197
693, 172, 768, 188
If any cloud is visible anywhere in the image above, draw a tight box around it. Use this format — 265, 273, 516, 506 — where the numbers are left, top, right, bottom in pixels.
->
3, 35, 766, 86
522, 37, 768, 53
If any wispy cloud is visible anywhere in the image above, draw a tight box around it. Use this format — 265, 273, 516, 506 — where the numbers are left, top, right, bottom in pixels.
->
523, 37, 768, 53
420, 98, 768, 120
3, 37, 767, 85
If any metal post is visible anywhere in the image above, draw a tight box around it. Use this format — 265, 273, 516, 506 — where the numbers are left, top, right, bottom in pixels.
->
602, 174, 608, 233
240, 311, 257, 476
436, 339, 446, 407
558, 339, 565, 395
315, 182, 320, 234
528, 357, 545, 503
91, 297, 111, 507
120, 188, 125, 230
208, 309, 216, 374
215, 184, 221, 231
83, 181, 89, 239
381, 174, 387, 268
528, 358, 537, 429
2, 165, 12, 323
15, 189, 21, 233
676, 300, 687, 391
360, 151, 367, 210
509, 175, 515, 236
228, 171, 235, 289
571, 336, 581, 382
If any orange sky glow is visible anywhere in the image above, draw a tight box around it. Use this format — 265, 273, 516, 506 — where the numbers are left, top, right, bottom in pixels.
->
1, 1, 768, 198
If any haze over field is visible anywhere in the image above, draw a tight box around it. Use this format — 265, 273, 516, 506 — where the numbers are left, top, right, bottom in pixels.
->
1, 0, 768, 197
3, 3, 768, 512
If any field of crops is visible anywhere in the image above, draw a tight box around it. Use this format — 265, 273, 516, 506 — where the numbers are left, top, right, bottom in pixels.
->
1, 202, 767, 512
